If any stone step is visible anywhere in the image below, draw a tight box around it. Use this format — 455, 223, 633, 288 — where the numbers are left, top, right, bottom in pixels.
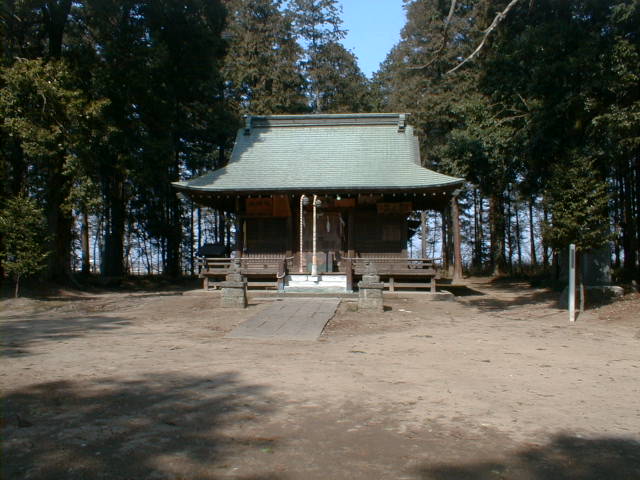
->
284, 286, 347, 293
285, 274, 347, 292
287, 274, 346, 284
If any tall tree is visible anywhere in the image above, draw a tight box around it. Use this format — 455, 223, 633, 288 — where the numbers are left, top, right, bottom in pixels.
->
223, 0, 307, 114
0, 58, 105, 280
288, 0, 345, 112
138, 0, 232, 276
80, 0, 149, 277
311, 41, 371, 113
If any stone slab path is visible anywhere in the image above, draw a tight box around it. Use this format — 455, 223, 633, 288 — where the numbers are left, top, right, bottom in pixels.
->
227, 298, 341, 341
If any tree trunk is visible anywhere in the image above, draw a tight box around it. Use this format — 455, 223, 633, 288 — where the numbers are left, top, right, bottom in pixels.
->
81, 207, 90, 274
441, 208, 450, 272
514, 196, 523, 272
0, 233, 5, 289
542, 205, 550, 268
94, 213, 103, 274
420, 211, 427, 259
102, 173, 126, 277
528, 197, 537, 267
14, 274, 20, 298
490, 194, 507, 276
635, 154, 640, 282
45, 159, 73, 281
622, 173, 637, 279
451, 196, 463, 280
190, 202, 195, 276
576, 250, 585, 313
218, 210, 225, 246
164, 193, 182, 278
43, 0, 72, 58
505, 189, 513, 273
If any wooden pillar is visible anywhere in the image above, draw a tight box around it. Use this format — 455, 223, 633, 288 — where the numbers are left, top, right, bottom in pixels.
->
234, 197, 243, 257
299, 195, 306, 273
451, 194, 463, 281
347, 209, 355, 258
286, 214, 293, 257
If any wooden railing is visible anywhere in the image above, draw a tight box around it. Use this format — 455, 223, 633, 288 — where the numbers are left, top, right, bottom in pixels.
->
197, 256, 294, 290
198, 255, 441, 292
344, 257, 441, 292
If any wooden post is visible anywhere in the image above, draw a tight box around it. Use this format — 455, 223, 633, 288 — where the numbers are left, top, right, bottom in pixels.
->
277, 258, 286, 291
234, 197, 242, 257
346, 258, 353, 292
451, 195, 463, 281
299, 195, 306, 273
286, 215, 293, 258
347, 209, 355, 258
311, 194, 318, 277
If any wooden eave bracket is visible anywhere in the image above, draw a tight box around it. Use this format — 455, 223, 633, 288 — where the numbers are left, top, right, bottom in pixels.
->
397, 114, 406, 132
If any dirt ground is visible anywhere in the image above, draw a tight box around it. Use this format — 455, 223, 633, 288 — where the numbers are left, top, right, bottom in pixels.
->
2, 278, 640, 480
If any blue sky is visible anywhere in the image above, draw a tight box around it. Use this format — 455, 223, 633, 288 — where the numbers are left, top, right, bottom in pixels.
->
338, 0, 407, 78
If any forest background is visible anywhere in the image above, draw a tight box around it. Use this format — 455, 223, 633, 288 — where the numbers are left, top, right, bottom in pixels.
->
0, 0, 638, 288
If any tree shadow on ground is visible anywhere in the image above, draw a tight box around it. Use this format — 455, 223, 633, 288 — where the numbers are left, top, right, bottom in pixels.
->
460, 288, 562, 313
443, 285, 486, 297
3, 372, 284, 480
1, 315, 131, 357
415, 434, 640, 480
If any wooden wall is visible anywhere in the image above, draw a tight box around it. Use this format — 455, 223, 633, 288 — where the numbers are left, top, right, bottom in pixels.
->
353, 210, 407, 255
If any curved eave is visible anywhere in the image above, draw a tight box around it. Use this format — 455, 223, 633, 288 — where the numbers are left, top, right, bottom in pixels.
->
171, 180, 465, 195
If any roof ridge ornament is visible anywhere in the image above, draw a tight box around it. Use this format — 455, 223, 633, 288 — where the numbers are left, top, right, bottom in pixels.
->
244, 115, 252, 136
398, 114, 406, 133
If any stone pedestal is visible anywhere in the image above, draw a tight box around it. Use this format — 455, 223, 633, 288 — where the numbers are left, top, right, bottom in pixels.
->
220, 261, 247, 308
358, 263, 384, 312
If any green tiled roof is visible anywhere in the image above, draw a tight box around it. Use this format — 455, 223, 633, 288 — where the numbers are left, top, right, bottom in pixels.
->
173, 113, 464, 194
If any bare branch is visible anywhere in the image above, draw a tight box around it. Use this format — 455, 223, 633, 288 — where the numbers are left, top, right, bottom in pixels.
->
408, 0, 457, 70
444, 0, 458, 30
446, 0, 522, 75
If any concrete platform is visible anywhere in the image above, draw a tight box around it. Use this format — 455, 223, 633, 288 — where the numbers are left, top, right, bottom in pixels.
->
226, 297, 341, 341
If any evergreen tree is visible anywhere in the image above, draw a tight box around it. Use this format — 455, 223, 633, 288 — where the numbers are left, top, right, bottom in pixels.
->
543, 156, 611, 253
137, 0, 234, 276
0, 58, 106, 280
287, 0, 346, 112
311, 41, 371, 113
0, 195, 49, 297
223, 0, 307, 114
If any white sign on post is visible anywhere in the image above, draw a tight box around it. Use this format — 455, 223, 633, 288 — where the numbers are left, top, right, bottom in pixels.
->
569, 244, 576, 323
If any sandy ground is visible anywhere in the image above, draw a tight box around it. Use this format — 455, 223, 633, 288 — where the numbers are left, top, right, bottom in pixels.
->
2, 278, 640, 479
